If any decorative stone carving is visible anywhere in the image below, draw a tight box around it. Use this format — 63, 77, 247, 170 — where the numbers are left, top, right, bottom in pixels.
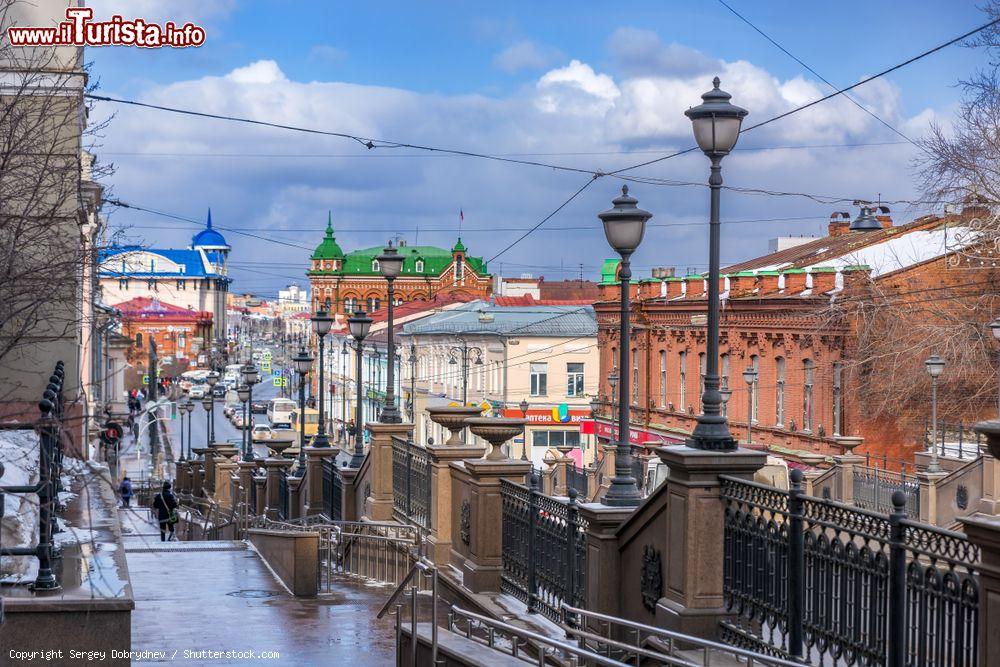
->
957, 485, 969, 511
640, 544, 662, 613
460, 500, 471, 546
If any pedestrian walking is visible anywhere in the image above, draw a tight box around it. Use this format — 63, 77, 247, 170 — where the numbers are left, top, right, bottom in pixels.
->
151, 481, 179, 542
119, 476, 133, 508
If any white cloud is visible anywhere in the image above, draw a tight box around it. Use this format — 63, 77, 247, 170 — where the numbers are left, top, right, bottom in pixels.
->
93, 40, 941, 295
309, 45, 348, 66
493, 40, 563, 74
607, 27, 719, 78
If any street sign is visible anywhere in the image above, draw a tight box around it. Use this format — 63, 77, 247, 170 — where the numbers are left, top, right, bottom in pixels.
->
142, 374, 149, 385
273, 369, 281, 377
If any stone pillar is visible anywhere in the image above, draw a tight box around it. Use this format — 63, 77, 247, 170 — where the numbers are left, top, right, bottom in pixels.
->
237, 461, 257, 507
174, 461, 188, 494
263, 459, 293, 519
959, 514, 1000, 667
654, 444, 767, 638
305, 446, 339, 516
339, 467, 360, 521
365, 422, 414, 521
287, 475, 304, 520
253, 474, 267, 516
917, 471, 948, 525
982, 455, 1000, 515
214, 459, 239, 509
191, 449, 209, 497
426, 441, 486, 565
450, 457, 531, 593
554, 446, 573, 496
579, 504, 633, 617
600, 444, 616, 494
833, 454, 864, 505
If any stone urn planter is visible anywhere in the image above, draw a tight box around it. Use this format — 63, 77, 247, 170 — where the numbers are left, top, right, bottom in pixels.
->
427, 406, 484, 446
834, 436, 864, 456
974, 420, 1000, 458
465, 417, 527, 460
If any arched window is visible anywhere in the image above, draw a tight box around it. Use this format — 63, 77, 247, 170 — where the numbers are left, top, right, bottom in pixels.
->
721, 353, 730, 416
368, 297, 381, 312
631, 348, 638, 405
833, 361, 842, 436
775, 357, 786, 426
343, 297, 356, 313
372, 259, 380, 272
749, 355, 760, 424
415, 260, 424, 273
659, 350, 667, 408
135, 332, 143, 348
698, 352, 706, 406
803, 359, 814, 432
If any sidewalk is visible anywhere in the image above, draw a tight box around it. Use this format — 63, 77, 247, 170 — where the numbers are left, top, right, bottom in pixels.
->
122, 508, 398, 664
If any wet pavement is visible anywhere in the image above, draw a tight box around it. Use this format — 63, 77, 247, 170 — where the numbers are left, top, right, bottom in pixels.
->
124, 508, 400, 664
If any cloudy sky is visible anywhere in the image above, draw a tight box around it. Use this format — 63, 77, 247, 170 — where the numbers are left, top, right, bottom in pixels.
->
84, 0, 986, 300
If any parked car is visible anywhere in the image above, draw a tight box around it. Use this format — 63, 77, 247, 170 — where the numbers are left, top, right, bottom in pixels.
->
189, 386, 206, 399
212, 385, 226, 398
251, 425, 273, 442
251, 401, 268, 414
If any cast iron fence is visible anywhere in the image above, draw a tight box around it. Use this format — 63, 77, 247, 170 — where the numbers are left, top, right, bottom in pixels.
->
277, 471, 289, 521
853, 465, 920, 519
500, 478, 587, 622
926, 420, 983, 460
720, 470, 980, 666
322, 457, 342, 522
0, 361, 66, 591
566, 462, 589, 498
391, 436, 430, 530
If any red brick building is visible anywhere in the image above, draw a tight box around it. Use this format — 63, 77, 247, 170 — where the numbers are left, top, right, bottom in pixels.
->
115, 297, 213, 370
593, 206, 1000, 466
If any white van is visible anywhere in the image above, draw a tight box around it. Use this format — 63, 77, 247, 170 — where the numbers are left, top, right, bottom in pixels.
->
267, 398, 297, 427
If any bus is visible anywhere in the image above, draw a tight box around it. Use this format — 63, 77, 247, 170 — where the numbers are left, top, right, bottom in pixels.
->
267, 398, 297, 427
289, 408, 319, 436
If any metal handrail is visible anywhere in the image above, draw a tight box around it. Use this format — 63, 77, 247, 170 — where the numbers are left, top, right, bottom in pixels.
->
561, 604, 802, 667
448, 606, 628, 667
377, 557, 439, 667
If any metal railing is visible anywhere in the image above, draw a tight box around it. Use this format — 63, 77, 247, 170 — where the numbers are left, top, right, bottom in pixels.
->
0, 361, 66, 591
377, 557, 438, 667
277, 471, 289, 521
391, 436, 431, 530
501, 478, 587, 622
926, 420, 983, 459
720, 471, 980, 666
853, 465, 920, 518
321, 457, 341, 521
566, 462, 589, 498
561, 604, 801, 666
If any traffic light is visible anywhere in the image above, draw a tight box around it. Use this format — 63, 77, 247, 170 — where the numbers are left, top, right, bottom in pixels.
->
100, 421, 123, 446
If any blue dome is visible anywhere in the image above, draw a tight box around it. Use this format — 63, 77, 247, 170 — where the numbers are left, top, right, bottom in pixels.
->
191, 209, 229, 248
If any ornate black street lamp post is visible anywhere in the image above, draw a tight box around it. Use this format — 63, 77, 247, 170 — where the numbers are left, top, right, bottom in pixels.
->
348, 310, 373, 468
519, 398, 529, 461
201, 396, 212, 450
684, 77, 747, 452
241, 362, 260, 460
237, 384, 250, 460
598, 186, 652, 507
377, 242, 404, 423
293, 347, 314, 476
311, 310, 334, 447
925, 354, 945, 472
205, 370, 219, 444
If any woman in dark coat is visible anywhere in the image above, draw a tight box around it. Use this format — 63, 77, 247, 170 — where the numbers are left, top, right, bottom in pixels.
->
151, 481, 179, 541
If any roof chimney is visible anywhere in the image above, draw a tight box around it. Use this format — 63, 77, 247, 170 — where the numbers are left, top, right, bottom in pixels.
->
683, 275, 704, 298
874, 205, 892, 228
841, 265, 873, 293
665, 277, 683, 299
828, 211, 851, 237
757, 270, 780, 295
782, 268, 807, 294
809, 267, 837, 294
728, 272, 756, 298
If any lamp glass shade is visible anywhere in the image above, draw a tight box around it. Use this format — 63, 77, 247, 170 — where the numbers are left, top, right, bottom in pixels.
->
182, 401, 193, 413
293, 350, 313, 374
206, 371, 219, 387
242, 363, 259, 385
201, 397, 212, 411
684, 77, 747, 155
519, 399, 529, 414
924, 354, 945, 378
720, 388, 733, 404
312, 310, 334, 336
991, 318, 1000, 341
237, 385, 250, 402
348, 310, 372, 341
743, 367, 758, 385
598, 185, 652, 255
377, 243, 404, 279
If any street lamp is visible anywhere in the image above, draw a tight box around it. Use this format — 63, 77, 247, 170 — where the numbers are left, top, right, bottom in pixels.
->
182, 400, 194, 461
178, 400, 190, 461
720, 386, 733, 417
206, 371, 219, 444
292, 347, 314, 476
742, 366, 758, 445
684, 77, 747, 452
340, 341, 350, 444
237, 384, 250, 461
377, 241, 404, 423
519, 398, 530, 461
311, 310, 334, 447
991, 318, 1000, 418
201, 395, 212, 450
448, 339, 484, 407
241, 362, 260, 460
599, 186, 652, 507
348, 310, 373, 468
925, 354, 945, 472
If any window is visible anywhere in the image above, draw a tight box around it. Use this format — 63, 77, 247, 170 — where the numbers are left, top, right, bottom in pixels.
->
632, 349, 639, 405
456, 259, 464, 280
678, 351, 687, 410
833, 361, 842, 436
803, 359, 814, 432
147, 279, 156, 290
698, 352, 706, 405
176, 280, 186, 290
372, 259, 380, 272
530, 363, 548, 396
344, 297, 357, 313
150, 259, 155, 272
532, 430, 581, 448
368, 297, 381, 312
177, 333, 186, 350
567, 363, 584, 397
135, 332, 143, 348
750, 355, 760, 424
721, 353, 730, 416
119, 279, 129, 290
659, 351, 667, 408
775, 357, 786, 426
415, 260, 424, 273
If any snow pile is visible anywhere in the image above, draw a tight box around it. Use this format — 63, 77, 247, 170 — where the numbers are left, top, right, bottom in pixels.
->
0, 429, 40, 579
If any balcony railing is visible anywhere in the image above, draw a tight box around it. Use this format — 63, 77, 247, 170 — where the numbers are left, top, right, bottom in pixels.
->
391, 435, 430, 531
853, 465, 920, 518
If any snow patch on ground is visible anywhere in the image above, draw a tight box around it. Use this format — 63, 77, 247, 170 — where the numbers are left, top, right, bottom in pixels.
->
0, 430, 40, 578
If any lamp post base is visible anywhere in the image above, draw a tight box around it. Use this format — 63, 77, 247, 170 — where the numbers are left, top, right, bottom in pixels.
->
686, 414, 737, 451
378, 403, 403, 424
602, 478, 642, 507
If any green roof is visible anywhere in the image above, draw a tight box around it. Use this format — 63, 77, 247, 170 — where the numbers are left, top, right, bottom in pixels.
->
452, 237, 467, 253
310, 212, 344, 260
600, 259, 620, 285
310, 241, 487, 278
